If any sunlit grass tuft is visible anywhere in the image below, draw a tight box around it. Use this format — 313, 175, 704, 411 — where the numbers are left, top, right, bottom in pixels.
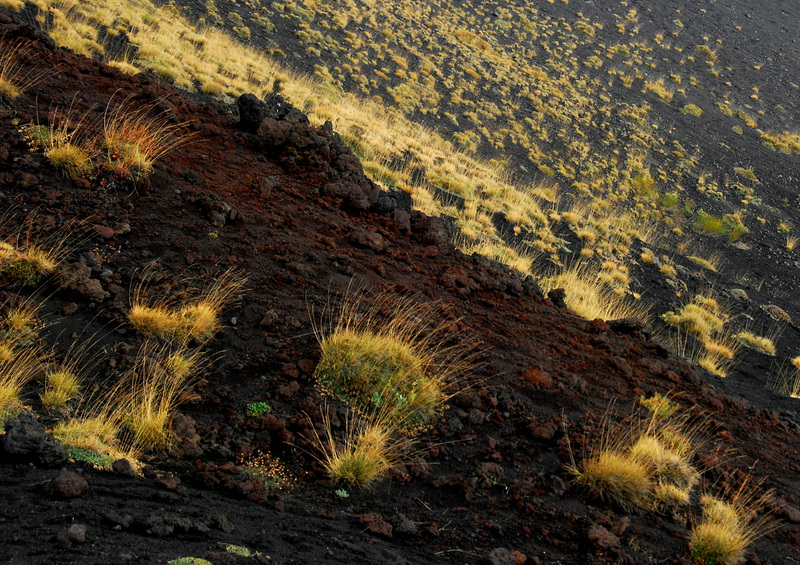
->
117, 342, 201, 451
313, 291, 473, 433
308, 408, 411, 487
0, 39, 45, 98
0, 350, 38, 428
540, 261, 649, 322
690, 483, 777, 565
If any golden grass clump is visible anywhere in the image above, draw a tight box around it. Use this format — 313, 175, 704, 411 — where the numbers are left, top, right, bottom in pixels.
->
0, 350, 38, 428
734, 331, 776, 356
0, 39, 44, 99
103, 95, 194, 179
128, 268, 245, 342
569, 400, 702, 514
571, 449, 654, 512
23, 106, 95, 179
308, 409, 410, 487
116, 342, 201, 451
313, 292, 472, 433
690, 484, 777, 565
540, 261, 649, 322
0, 225, 74, 286
40, 370, 80, 409
662, 295, 726, 340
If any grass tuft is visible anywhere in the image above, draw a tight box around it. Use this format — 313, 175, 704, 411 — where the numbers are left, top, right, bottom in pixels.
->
313, 291, 473, 433
690, 484, 777, 565
734, 331, 776, 356
0, 39, 44, 99
103, 94, 194, 180
309, 409, 410, 487
117, 342, 201, 451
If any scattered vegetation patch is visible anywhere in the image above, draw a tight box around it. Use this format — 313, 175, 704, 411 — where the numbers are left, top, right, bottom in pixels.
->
128, 269, 244, 343
241, 451, 295, 490
0, 39, 44, 98
103, 95, 194, 180
680, 104, 703, 116
568, 403, 700, 514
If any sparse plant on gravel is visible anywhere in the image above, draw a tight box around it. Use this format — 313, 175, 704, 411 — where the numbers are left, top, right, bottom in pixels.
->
167, 558, 213, 565
225, 545, 255, 557
66, 445, 115, 470
0, 39, 44, 99
246, 401, 271, 417
240, 451, 295, 490
103, 94, 194, 180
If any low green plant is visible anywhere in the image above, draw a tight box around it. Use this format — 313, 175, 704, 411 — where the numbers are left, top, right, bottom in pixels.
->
226, 545, 254, 557
335, 488, 349, 498
66, 446, 114, 470
246, 401, 271, 416
167, 558, 213, 565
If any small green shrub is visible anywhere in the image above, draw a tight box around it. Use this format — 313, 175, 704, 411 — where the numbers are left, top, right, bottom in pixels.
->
246, 401, 271, 416
66, 446, 114, 470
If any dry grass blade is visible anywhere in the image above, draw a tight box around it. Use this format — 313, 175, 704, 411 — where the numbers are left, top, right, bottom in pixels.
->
690, 478, 778, 565
0, 348, 39, 429
306, 407, 412, 487
128, 267, 245, 343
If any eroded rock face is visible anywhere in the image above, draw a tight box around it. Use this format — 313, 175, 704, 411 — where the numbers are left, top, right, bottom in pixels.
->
1, 412, 67, 468
244, 93, 380, 211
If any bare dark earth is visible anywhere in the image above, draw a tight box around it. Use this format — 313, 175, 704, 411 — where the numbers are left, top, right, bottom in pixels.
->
2, 3, 800, 564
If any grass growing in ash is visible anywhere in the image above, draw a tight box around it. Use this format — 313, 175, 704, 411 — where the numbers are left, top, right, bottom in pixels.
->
690, 481, 777, 565
310, 290, 476, 486
568, 396, 701, 514
127, 268, 245, 343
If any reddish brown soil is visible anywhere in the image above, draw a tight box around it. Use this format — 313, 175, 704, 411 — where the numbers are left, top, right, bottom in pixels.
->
1, 8, 800, 565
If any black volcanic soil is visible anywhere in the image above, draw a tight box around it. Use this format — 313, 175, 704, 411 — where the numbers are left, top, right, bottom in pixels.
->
2, 7, 800, 565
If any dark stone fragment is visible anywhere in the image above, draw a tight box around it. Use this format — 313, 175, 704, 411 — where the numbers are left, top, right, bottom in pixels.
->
1, 412, 67, 468
112, 458, 137, 477
548, 288, 567, 309
46, 469, 89, 499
